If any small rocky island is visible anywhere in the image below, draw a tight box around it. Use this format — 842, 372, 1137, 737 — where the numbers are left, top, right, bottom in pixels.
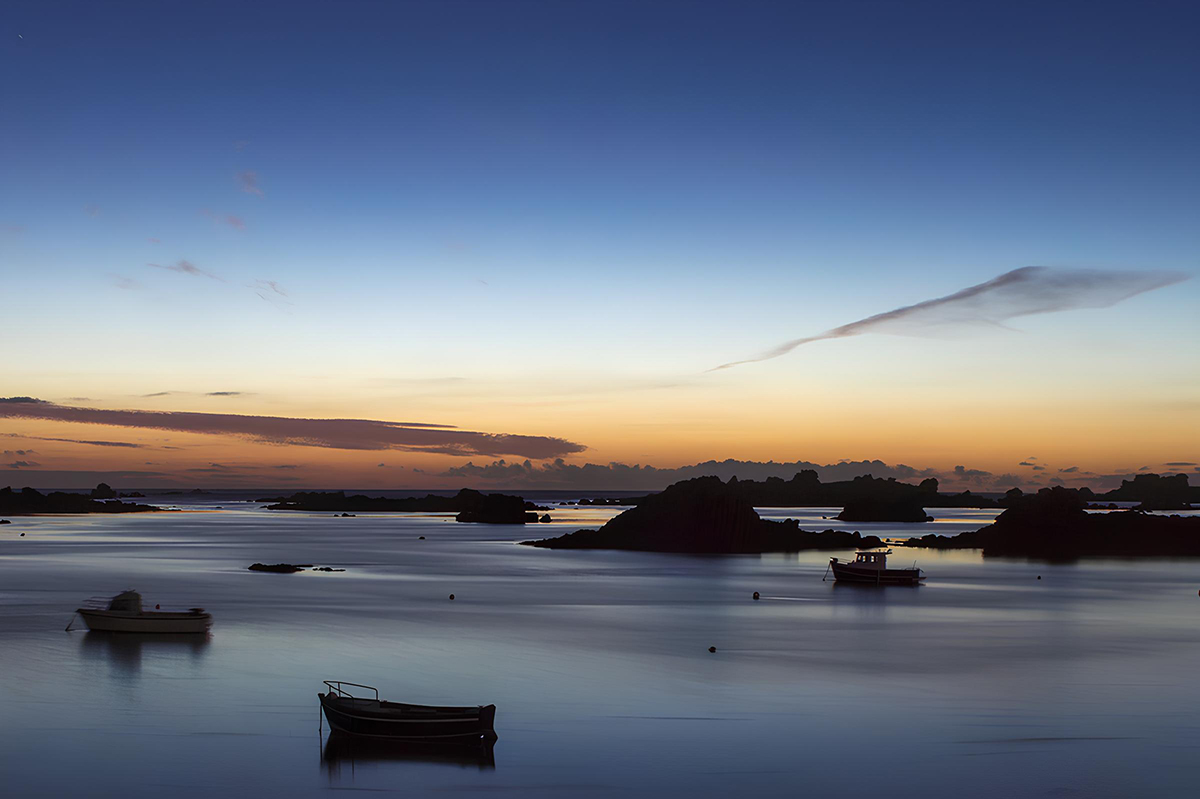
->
905, 485, 1200, 560
0, 484, 161, 515
836, 495, 933, 523
1094, 473, 1196, 511
261, 488, 549, 524
521, 476, 884, 553
578, 471, 990, 520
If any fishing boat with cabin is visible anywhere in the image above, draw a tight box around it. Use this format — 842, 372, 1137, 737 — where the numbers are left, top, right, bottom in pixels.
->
828, 550, 924, 586
72, 590, 212, 634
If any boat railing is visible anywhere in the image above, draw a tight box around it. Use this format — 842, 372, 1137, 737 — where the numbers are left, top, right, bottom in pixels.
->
324, 680, 379, 701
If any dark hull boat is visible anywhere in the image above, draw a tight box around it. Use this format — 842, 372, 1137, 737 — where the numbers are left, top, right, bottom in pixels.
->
319, 681, 497, 742
829, 550, 924, 586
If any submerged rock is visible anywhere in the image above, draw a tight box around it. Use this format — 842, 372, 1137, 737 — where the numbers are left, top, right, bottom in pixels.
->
247, 562, 305, 573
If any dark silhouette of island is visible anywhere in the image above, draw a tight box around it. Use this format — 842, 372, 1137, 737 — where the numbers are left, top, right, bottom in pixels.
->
521, 476, 884, 553
1094, 473, 1196, 510
247, 562, 344, 573
905, 485, 1200, 560
260, 489, 549, 524
0, 485, 161, 515
577, 471, 989, 521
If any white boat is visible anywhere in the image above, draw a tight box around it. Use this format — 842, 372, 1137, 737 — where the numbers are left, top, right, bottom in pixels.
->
75, 590, 212, 634
828, 550, 924, 586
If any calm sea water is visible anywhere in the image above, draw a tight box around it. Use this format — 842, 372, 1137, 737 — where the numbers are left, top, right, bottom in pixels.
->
2, 498, 1199, 797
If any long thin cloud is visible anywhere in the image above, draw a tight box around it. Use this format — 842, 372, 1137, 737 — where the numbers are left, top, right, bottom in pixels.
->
0, 398, 585, 459
712, 266, 1187, 370
149, 260, 223, 281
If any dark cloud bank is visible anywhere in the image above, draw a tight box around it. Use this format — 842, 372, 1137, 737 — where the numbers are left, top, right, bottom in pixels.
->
0, 398, 583, 460
447, 457, 969, 490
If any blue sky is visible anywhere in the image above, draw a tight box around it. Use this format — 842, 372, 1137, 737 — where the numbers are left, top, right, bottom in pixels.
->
1, 0, 1197, 487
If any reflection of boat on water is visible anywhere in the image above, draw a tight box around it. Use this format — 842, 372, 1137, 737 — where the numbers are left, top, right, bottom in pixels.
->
74, 590, 212, 634
828, 550, 924, 586
80, 630, 210, 676
322, 731, 496, 771
319, 681, 498, 742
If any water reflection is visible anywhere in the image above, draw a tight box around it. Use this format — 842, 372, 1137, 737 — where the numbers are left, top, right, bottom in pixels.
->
321, 731, 496, 778
78, 631, 211, 678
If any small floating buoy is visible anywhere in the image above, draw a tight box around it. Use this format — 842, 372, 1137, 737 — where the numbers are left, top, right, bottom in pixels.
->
20, 532, 25, 537
155, 604, 160, 609
418, 536, 425, 540
752, 591, 760, 600
708, 646, 717, 653
449, 594, 455, 600
1037, 576, 1041, 580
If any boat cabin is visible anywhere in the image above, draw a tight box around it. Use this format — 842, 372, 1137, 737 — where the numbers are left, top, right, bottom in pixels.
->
851, 550, 890, 570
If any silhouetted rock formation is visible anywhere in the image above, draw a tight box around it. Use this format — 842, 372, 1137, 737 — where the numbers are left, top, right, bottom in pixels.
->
262, 488, 547, 524
579, 471, 996, 510
119, 491, 145, 498
521, 476, 885, 553
0, 485, 160, 515
248, 563, 306, 573
836, 497, 933, 523
905, 486, 1200, 560
1099, 473, 1194, 510
90, 483, 117, 499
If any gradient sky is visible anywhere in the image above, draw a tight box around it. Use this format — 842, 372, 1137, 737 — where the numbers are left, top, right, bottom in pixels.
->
2, 0, 1197, 490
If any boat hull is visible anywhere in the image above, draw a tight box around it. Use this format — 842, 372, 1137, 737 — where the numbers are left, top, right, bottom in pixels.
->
319, 694, 497, 741
77, 609, 212, 634
830, 562, 923, 586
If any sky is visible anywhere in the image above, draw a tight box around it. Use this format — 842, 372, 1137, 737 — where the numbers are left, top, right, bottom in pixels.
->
1, 0, 1197, 491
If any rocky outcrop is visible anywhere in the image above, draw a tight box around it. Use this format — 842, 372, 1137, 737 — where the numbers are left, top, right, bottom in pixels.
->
836, 497, 933, 523
1099, 473, 1194, 511
905, 486, 1200, 559
262, 488, 548, 523
579, 471, 998, 510
0, 485, 160, 515
521, 476, 885, 553
248, 562, 306, 573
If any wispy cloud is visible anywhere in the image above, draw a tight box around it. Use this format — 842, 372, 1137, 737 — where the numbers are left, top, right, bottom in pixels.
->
201, 209, 246, 230
6, 460, 39, 468
206, 391, 246, 397
147, 237, 161, 244
249, 279, 291, 309
0, 398, 585, 459
109, 273, 141, 290
149, 260, 223, 281
4, 433, 144, 449
83, 204, 101, 218
3, 449, 36, 455
1, 224, 25, 234
713, 267, 1188, 370
237, 170, 263, 196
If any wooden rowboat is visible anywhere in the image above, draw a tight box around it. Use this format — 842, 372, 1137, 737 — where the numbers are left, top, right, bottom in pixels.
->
319, 681, 497, 742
